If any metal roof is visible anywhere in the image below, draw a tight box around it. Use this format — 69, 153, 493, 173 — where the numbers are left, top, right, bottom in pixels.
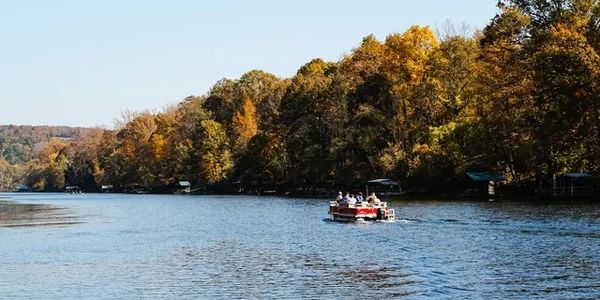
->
367, 179, 400, 185
466, 172, 506, 182
564, 173, 591, 178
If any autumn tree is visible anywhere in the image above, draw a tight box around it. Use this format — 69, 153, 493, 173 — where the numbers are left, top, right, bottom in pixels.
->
280, 58, 340, 187
235, 70, 290, 131
102, 111, 159, 189
382, 26, 439, 150
0, 159, 23, 191
63, 128, 107, 191
409, 34, 482, 186
24, 139, 69, 191
476, 5, 537, 183
339, 28, 441, 183
484, 0, 600, 179
197, 120, 233, 184
237, 132, 287, 189
533, 23, 600, 175
203, 70, 288, 132
339, 35, 393, 180
231, 97, 259, 154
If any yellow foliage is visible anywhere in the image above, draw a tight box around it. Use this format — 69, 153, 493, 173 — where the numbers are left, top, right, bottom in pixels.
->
37, 139, 68, 163
412, 143, 431, 154
384, 25, 439, 85
232, 97, 258, 150
120, 140, 136, 163
149, 133, 168, 160
376, 144, 406, 175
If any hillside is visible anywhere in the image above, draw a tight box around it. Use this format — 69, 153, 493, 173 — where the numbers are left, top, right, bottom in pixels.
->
0, 125, 93, 164
0, 125, 94, 191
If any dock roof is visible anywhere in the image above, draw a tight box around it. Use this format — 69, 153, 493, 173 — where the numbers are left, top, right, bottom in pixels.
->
367, 179, 400, 186
466, 172, 506, 182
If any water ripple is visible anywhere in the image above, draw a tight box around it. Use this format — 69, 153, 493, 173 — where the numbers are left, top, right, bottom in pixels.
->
0, 194, 598, 299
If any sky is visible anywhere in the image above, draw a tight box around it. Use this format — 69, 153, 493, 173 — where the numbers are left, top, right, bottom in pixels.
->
0, 0, 498, 128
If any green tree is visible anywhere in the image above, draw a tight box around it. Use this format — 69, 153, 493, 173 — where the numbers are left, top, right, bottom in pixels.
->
408, 34, 481, 186
533, 23, 600, 174
280, 58, 340, 187
238, 132, 287, 188
476, 5, 537, 182
197, 120, 233, 184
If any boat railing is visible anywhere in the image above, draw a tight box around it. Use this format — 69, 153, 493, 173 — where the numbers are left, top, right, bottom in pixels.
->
535, 186, 594, 197
371, 202, 387, 208
386, 208, 396, 220
330, 201, 389, 209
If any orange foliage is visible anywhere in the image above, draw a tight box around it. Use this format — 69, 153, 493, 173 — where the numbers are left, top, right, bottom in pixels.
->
231, 97, 258, 150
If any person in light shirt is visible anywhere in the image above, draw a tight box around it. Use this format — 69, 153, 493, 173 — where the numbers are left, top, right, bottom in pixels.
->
366, 192, 380, 204
347, 194, 357, 205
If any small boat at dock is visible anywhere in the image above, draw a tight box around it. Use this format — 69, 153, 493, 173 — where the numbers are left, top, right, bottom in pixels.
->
65, 186, 84, 194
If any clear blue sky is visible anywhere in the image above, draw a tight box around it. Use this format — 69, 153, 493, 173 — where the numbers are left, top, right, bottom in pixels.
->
0, 0, 498, 127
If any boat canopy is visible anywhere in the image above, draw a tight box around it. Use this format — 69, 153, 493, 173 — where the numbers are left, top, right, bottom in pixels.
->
466, 172, 506, 182
367, 179, 400, 186
563, 173, 591, 178
178, 181, 191, 187
65, 186, 83, 193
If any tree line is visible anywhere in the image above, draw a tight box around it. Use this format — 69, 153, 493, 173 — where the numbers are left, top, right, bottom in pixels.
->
3, 0, 599, 194
0, 125, 92, 191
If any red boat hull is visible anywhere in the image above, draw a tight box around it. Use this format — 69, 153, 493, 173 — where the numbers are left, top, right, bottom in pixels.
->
329, 205, 394, 221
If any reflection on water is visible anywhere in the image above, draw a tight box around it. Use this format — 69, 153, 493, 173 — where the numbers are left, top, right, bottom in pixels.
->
0, 200, 81, 227
0, 193, 599, 299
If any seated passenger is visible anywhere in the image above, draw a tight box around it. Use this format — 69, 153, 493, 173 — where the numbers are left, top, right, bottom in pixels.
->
335, 191, 343, 203
366, 192, 380, 204
356, 192, 364, 202
347, 194, 357, 205
341, 193, 350, 205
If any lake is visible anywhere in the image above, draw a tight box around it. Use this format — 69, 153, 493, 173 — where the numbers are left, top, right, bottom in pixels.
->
1, 193, 599, 299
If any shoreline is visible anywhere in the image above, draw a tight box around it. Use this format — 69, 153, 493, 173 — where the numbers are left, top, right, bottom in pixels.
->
1, 190, 598, 203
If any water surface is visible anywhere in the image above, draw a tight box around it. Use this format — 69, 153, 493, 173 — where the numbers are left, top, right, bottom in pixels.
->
1, 193, 599, 299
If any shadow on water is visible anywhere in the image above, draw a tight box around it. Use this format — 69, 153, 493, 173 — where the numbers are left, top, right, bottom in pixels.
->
0, 200, 82, 228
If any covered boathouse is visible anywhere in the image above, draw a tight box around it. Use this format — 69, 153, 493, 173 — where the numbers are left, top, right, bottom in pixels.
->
464, 171, 506, 199
536, 173, 594, 199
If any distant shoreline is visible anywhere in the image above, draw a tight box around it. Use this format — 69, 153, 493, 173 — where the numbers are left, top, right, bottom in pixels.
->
2, 190, 597, 203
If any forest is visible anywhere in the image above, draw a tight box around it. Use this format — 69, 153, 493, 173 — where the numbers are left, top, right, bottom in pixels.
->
1, 0, 599, 195
0, 125, 92, 191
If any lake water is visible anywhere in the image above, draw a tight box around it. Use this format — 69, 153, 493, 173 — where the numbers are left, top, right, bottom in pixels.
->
1, 193, 599, 299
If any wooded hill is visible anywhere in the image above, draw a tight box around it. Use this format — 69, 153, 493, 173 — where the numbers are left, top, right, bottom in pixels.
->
0, 125, 92, 164
2, 0, 599, 195
0, 125, 93, 191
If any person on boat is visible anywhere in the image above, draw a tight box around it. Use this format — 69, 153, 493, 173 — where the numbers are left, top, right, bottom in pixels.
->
336, 191, 343, 203
347, 194, 357, 205
356, 192, 364, 202
366, 192, 380, 204
340, 193, 350, 205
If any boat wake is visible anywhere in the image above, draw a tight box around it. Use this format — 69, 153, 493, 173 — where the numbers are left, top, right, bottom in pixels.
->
391, 218, 420, 224
322, 218, 404, 225
375, 219, 398, 224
